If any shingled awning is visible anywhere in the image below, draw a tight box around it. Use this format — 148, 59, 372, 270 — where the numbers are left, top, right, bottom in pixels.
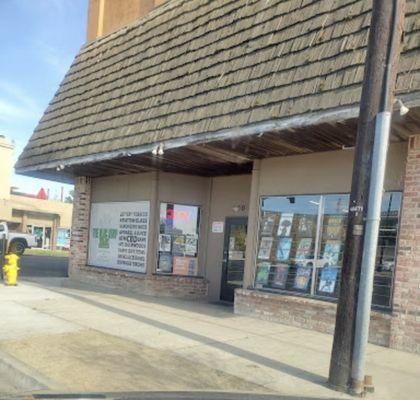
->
16, 0, 420, 180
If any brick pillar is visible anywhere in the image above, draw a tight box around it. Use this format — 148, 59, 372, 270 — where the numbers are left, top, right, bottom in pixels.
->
68, 177, 92, 278
390, 136, 420, 354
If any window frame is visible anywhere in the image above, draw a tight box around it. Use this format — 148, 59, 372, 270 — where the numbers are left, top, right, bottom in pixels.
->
254, 191, 402, 310
156, 201, 202, 277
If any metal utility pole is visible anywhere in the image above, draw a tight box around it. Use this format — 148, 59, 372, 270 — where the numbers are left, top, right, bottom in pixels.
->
329, 0, 405, 393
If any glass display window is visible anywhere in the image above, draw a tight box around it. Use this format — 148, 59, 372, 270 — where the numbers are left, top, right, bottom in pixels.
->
157, 203, 200, 276
255, 192, 402, 309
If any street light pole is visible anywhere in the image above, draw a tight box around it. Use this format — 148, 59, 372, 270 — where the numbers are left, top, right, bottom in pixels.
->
328, 0, 405, 392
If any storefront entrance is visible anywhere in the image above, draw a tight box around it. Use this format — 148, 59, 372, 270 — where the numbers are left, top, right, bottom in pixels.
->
220, 217, 247, 302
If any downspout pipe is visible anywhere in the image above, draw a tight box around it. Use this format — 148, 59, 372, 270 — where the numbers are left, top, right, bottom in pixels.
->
350, 110, 391, 392
350, 0, 400, 393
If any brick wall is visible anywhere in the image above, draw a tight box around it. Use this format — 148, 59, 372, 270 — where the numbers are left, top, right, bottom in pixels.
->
71, 265, 208, 299
68, 176, 208, 300
235, 289, 392, 347
68, 177, 92, 277
390, 137, 420, 354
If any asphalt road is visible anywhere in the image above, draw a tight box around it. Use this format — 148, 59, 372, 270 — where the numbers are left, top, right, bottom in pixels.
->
18, 255, 68, 278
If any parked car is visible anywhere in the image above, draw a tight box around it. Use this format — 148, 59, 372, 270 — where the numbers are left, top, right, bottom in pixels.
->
0, 222, 38, 255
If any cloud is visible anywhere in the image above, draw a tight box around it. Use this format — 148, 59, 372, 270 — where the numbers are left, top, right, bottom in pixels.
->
0, 81, 41, 122
36, 40, 74, 77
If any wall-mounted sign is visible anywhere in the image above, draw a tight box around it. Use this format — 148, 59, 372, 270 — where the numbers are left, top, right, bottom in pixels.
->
88, 201, 150, 273
212, 221, 224, 233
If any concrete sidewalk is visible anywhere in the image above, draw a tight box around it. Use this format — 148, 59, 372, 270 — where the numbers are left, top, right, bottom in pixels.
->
0, 278, 419, 399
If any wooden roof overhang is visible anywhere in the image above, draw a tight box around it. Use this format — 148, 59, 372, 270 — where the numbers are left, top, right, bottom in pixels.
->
19, 103, 420, 184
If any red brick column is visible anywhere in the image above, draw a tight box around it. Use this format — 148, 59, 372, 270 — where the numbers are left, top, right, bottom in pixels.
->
68, 176, 92, 278
390, 136, 420, 354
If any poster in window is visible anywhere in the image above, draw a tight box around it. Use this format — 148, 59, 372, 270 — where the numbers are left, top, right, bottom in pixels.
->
255, 262, 271, 286
276, 237, 292, 261
173, 256, 198, 276
57, 228, 71, 249
185, 235, 198, 256
271, 264, 289, 289
277, 213, 294, 237
318, 267, 338, 294
258, 237, 273, 260
325, 215, 345, 239
322, 240, 341, 266
159, 234, 172, 252
294, 265, 312, 290
88, 201, 149, 273
261, 212, 276, 236
297, 215, 315, 237
158, 253, 172, 273
295, 238, 312, 262
172, 235, 185, 255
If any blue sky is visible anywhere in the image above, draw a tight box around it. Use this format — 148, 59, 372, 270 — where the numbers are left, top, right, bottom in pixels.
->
0, 0, 87, 199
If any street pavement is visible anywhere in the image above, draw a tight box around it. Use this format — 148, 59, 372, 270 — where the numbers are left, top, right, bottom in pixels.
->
18, 255, 68, 278
0, 277, 419, 399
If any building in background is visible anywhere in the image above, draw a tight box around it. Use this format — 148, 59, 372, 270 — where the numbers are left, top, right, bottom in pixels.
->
87, 0, 169, 41
0, 135, 72, 249
16, 0, 420, 354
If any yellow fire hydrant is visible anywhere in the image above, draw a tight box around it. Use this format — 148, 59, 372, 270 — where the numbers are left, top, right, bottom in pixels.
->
3, 253, 20, 286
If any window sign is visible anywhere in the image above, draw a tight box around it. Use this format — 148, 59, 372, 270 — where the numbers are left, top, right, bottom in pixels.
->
212, 221, 224, 233
255, 192, 401, 309
88, 201, 150, 273
157, 203, 200, 276
57, 228, 71, 249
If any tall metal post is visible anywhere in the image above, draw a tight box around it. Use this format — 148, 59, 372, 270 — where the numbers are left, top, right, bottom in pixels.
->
328, 0, 405, 392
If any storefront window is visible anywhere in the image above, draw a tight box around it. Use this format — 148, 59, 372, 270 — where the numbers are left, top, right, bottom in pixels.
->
157, 203, 200, 276
255, 192, 401, 309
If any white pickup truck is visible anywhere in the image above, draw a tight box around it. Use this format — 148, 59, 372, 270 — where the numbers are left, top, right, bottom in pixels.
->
0, 222, 38, 255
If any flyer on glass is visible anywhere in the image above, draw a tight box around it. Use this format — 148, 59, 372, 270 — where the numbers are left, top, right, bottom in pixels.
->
255, 262, 271, 285
271, 264, 289, 289
295, 238, 312, 262
322, 240, 341, 266
158, 253, 172, 273
294, 265, 312, 290
173, 256, 198, 276
184, 235, 198, 256
318, 267, 338, 294
277, 213, 294, 236
159, 234, 171, 252
325, 215, 345, 239
258, 237, 274, 260
261, 212, 276, 236
88, 201, 149, 273
276, 237, 292, 261
297, 215, 315, 237
172, 235, 185, 255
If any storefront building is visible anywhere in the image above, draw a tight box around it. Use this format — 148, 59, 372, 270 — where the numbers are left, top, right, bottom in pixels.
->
0, 135, 72, 250
16, 0, 420, 354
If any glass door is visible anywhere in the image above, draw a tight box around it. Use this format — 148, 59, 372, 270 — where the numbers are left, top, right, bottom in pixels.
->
220, 217, 247, 302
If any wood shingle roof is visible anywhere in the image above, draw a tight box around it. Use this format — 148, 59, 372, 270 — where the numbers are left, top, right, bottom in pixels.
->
16, 0, 420, 172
